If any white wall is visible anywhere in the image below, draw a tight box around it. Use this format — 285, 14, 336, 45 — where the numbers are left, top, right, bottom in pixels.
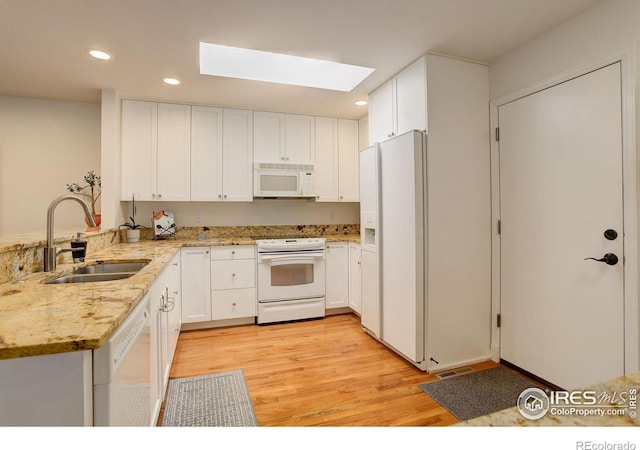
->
100, 90, 121, 230
0, 96, 101, 236
490, 0, 640, 99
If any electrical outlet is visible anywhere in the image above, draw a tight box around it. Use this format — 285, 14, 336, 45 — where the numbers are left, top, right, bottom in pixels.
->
195, 212, 202, 223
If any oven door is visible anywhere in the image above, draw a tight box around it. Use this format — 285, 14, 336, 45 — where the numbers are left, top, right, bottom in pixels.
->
257, 251, 325, 301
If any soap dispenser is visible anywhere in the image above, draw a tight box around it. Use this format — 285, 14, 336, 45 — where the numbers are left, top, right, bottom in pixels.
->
71, 232, 87, 263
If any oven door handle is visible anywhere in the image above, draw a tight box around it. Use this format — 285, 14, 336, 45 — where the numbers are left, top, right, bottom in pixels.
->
259, 253, 324, 262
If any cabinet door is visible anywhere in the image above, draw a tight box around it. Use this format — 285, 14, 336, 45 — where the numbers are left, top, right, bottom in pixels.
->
121, 100, 157, 201
395, 56, 426, 135
338, 119, 359, 202
313, 117, 338, 202
348, 243, 362, 313
368, 80, 394, 144
157, 103, 191, 201
222, 109, 254, 201
212, 288, 257, 320
325, 242, 349, 309
360, 247, 380, 337
211, 259, 255, 290
166, 254, 182, 366
149, 284, 165, 425
253, 111, 285, 164
285, 114, 315, 164
180, 247, 211, 323
191, 106, 223, 201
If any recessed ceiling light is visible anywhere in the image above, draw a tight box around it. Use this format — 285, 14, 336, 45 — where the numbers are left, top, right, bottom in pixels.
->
199, 42, 375, 92
163, 78, 180, 85
355, 100, 368, 106
89, 50, 111, 60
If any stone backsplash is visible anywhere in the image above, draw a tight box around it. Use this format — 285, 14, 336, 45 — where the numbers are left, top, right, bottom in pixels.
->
0, 224, 359, 283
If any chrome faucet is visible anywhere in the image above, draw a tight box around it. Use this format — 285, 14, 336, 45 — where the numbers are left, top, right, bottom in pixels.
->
44, 194, 96, 272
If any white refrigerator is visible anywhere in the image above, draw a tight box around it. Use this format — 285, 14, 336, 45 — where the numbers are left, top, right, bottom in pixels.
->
359, 130, 427, 370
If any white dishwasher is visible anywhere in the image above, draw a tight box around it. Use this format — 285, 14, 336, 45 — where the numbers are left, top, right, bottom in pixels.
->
93, 294, 151, 426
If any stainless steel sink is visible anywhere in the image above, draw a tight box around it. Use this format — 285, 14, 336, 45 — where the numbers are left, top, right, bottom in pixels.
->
44, 260, 149, 284
71, 261, 149, 275
45, 272, 137, 284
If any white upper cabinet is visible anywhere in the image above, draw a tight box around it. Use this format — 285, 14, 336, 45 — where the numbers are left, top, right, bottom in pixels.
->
121, 100, 191, 201
369, 80, 394, 144
191, 107, 253, 202
368, 55, 426, 144
253, 111, 285, 164
313, 117, 338, 201
394, 56, 427, 136
191, 106, 223, 201
222, 109, 254, 201
285, 114, 315, 164
254, 111, 315, 165
121, 100, 157, 201
337, 119, 359, 202
315, 118, 359, 202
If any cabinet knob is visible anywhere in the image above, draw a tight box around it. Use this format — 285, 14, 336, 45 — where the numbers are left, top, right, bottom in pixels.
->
218, 194, 222, 199
205, 250, 209, 254
224, 194, 227, 199
232, 302, 237, 307
158, 193, 162, 198
232, 273, 236, 277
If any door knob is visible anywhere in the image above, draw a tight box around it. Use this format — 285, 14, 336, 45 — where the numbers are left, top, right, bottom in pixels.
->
584, 253, 619, 266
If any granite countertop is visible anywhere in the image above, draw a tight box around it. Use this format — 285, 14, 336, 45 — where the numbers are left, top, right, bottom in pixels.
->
0, 234, 360, 360
460, 371, 640, 427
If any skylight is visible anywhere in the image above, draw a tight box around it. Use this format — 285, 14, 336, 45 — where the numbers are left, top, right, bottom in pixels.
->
199, 42, 375, 92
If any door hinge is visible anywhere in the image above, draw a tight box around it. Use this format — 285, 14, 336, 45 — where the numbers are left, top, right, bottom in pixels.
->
497, 219, 501, 235
497, 313, 501, 328
495, 127, 500, 142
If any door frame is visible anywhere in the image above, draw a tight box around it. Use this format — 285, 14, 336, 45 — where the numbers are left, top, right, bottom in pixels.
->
489, 49, 639, 376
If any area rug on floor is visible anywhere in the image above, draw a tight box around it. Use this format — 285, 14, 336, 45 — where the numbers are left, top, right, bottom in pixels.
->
418, 365, 539, 421
161, 369, 258, 427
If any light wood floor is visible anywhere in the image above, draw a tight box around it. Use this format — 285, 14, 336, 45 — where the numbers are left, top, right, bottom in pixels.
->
160, 313, 498, 426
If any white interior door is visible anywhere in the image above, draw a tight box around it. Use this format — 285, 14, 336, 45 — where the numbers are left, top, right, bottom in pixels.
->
499, 63, 624, 390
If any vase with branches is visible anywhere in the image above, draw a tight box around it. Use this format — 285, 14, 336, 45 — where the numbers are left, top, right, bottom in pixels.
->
66, 170, 101, 229
66, 170, 101, 215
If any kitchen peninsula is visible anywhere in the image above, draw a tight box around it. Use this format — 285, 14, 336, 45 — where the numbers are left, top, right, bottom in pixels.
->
0, 224, 359, 426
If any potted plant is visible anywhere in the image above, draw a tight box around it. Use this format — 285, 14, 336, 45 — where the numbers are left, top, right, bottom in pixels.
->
66, 170, 101, 229
120, 194, 142, 243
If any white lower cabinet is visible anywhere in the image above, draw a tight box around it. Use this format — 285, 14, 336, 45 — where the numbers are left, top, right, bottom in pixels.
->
325, 242, 349, 309
348, 243, 362, 313
150, 252, 182, 426
181, 247, 212, 323
180, 246, 256, 325
211, 245, 256, 320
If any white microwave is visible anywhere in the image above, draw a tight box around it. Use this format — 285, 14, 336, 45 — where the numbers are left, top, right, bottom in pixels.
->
253, 163, 315, 198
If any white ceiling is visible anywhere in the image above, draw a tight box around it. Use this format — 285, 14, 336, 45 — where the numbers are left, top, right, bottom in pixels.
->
0, 0, 601, 120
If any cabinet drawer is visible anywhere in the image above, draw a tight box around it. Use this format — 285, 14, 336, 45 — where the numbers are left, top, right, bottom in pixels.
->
210, 245, 255, 260
211, 259, 255, 290
212, 288, 256, 320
